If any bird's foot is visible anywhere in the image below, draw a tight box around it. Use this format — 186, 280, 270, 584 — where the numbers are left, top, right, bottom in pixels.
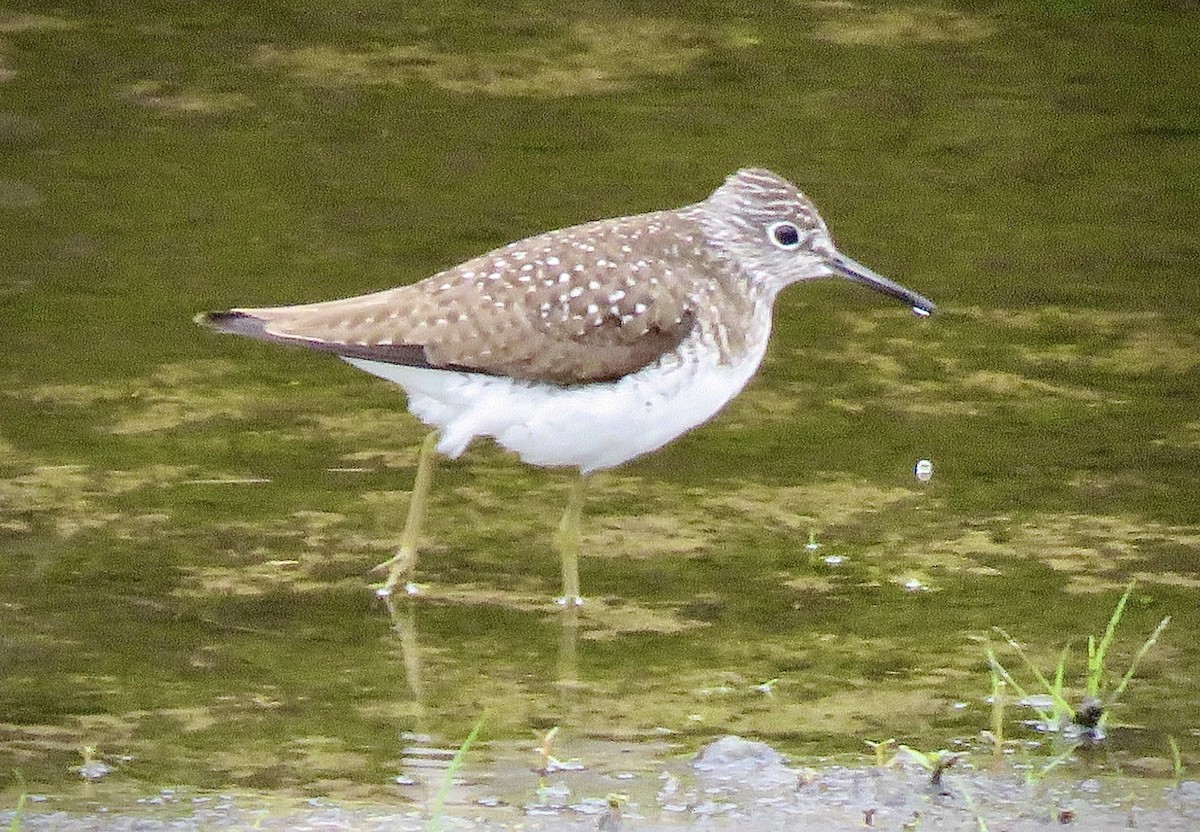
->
374, 580, 421, 599
371, 548, 418, 598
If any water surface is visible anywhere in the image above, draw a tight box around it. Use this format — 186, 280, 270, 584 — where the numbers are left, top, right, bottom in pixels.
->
1, 0, 1199, 821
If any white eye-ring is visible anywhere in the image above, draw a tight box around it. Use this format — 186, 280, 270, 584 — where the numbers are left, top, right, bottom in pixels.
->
766, 220, 802, 250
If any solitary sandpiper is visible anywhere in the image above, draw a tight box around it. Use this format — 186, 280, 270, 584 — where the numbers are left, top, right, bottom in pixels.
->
198, 168, 935, 604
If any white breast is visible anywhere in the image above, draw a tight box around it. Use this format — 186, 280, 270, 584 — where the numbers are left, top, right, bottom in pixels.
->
343, 331, 771, 474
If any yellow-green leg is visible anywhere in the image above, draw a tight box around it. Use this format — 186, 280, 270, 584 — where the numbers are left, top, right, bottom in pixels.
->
374, 430, 438, 596
554, 473, 589, 606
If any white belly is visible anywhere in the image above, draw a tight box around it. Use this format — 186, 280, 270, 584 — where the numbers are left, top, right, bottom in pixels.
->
343, 337, 769, 474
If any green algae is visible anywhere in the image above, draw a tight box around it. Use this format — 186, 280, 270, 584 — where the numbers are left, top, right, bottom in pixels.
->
0, 0, 1198, 806
253, 17, 715, 98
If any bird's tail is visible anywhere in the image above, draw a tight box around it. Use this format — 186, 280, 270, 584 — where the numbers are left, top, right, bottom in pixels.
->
194, 309, 271, 339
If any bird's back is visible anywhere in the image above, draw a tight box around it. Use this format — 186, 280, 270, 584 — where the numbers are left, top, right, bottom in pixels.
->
199, 207, 754, 385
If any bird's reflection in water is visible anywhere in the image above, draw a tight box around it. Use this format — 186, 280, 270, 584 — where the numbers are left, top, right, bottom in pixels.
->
382, 594, 448, 806
383, 593, 424, 704
380, 593, 585, 805
381, 593, 583, 705
557, 604, 580, 702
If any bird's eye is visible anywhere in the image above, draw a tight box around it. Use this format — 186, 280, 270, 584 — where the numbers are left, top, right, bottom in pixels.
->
767, 221, 802, 250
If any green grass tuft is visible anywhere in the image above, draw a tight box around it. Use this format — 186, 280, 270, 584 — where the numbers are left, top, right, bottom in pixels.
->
987, 581, 1169, 737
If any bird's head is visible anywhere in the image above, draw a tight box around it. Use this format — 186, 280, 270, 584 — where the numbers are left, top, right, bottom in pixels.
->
696, 168, 936, 316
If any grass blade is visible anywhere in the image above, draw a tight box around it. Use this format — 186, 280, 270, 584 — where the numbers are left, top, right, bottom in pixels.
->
1092, 581, 1135, 692
993, 628, 1072, 719
1052, 643, 1070, 699
8, 770, 27, 832
1109, 616, 1171, 706
427, 715, 488, 832
1169, 736, 1184, 780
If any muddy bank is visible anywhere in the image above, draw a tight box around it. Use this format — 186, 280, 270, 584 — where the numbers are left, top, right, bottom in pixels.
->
5, 736, 1200, 831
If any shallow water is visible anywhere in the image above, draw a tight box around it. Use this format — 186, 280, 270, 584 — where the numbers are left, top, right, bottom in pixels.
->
2, 0, 1199, 822
6, 740, 1200, 831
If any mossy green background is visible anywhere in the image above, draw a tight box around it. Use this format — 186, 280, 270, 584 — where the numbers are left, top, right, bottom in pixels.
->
1, 0, 1198, 802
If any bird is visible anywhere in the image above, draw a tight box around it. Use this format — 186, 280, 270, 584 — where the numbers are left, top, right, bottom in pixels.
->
197, 168, 935, 605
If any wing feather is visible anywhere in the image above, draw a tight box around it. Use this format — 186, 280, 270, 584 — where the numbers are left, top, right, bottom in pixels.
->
200, 210, 708, 384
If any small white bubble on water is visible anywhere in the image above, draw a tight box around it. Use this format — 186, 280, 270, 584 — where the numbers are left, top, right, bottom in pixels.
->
914, 459, 933, 482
